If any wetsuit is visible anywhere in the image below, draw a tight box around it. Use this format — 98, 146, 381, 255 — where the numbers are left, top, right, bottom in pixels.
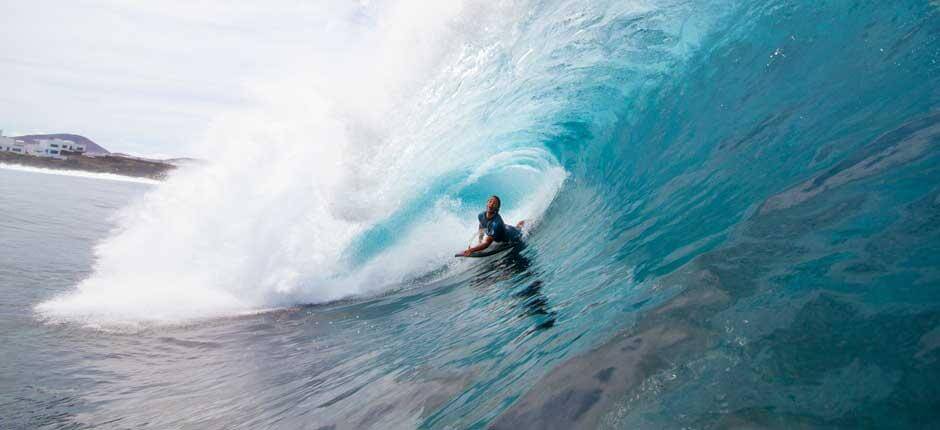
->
478, 211, 522, 243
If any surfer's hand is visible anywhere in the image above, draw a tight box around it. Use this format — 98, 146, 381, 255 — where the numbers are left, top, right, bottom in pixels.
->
463, 249, 473, 257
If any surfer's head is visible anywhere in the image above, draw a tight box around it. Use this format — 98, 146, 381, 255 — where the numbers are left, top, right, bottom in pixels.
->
487, 195, 501, 214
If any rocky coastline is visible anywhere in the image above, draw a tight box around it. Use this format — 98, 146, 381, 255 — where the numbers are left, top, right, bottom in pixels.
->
0, 151, 176, 180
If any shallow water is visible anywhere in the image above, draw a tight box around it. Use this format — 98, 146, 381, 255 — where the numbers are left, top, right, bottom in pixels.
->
4, 0, 940, 428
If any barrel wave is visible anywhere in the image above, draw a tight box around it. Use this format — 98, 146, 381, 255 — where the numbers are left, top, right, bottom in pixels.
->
36, 0, 940, 428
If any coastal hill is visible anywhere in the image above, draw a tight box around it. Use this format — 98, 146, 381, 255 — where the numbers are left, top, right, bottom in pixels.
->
1, 133, 188, 180
15, 133, 111, 155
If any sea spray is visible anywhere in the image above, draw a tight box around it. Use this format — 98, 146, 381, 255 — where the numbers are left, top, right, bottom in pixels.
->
37, 0, 570, 324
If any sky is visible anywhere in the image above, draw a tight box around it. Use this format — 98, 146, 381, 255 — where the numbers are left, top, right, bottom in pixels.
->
0, 0, 376, 158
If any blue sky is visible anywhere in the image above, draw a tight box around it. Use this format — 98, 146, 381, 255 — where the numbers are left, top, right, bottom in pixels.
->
1, 0, 376, 157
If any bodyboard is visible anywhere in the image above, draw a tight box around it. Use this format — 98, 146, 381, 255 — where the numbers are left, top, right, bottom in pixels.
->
455, 241, 520, 258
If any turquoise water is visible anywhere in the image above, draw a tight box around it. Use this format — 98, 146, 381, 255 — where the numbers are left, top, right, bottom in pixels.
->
5, 0, 940, 428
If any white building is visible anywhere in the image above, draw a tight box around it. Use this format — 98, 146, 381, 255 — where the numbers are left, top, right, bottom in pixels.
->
0, 135, 28, 154
34, 138, 86, 159
0, 134, 85, 159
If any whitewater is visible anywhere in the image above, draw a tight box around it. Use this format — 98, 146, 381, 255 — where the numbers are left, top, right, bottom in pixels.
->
4, 0, 940, 428
0, 164, 162, 185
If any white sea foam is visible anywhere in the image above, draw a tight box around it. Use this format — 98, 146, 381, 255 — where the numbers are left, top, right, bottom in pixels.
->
0, 163, 161, 185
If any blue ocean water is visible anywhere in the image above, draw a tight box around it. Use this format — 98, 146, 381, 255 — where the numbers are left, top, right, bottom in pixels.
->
4, 0, 940, 428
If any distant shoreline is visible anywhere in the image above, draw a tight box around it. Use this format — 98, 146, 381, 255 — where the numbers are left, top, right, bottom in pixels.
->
0, 151, 175, 180
0, 163, 162, 184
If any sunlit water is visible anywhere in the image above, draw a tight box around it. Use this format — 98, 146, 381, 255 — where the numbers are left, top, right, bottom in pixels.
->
4, 0, 940, 428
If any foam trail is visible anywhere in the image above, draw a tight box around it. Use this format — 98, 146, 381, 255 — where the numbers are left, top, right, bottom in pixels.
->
1, 163, 161, 185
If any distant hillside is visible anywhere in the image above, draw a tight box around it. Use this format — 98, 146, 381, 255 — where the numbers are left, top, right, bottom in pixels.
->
14, 134, 110, 154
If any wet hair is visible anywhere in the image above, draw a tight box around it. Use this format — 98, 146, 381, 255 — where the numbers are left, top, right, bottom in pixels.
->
489, 195, 501, 212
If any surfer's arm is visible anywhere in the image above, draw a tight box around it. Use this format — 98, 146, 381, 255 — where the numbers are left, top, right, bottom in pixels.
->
464, 235, 494, 256
477, 228, 484, 244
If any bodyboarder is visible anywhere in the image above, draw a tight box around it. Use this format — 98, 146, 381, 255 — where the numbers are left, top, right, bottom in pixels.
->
461, 195, 525, 257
